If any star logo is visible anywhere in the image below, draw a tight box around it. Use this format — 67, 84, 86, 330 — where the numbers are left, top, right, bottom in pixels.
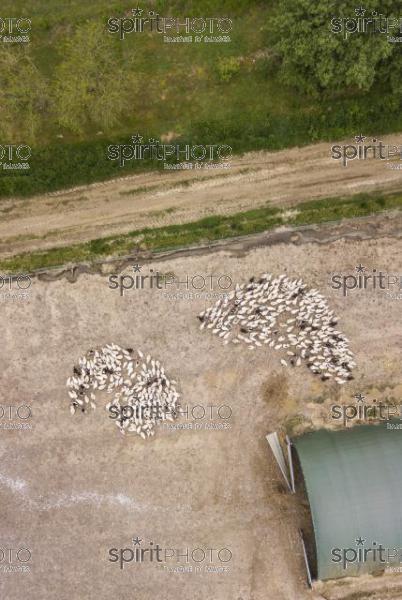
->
355, 264, 365, 273
355, 7, 366, 17
132, 7, 143, 17
354, 393, 365, 402
355, 536, 365, 546
132, 264, 142, 272
131, 134, 143, 144
355, 134, 366, 144
132, 536, 142, 545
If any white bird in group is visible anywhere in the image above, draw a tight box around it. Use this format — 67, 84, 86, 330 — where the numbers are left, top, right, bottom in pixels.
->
197, 273, 355, 384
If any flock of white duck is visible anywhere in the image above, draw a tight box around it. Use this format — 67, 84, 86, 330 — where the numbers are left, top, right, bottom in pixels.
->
66, 343, 179, 439
67, 274, 355, 438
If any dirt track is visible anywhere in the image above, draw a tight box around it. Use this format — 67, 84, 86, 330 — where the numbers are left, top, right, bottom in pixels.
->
1, 134, 402, 259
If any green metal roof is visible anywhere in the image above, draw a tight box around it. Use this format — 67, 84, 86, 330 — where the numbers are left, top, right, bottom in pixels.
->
293, 423, 402, 581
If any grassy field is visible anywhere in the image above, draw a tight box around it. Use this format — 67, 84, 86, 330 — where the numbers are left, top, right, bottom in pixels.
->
0, 1, 401, 197
1, 192, 400, 274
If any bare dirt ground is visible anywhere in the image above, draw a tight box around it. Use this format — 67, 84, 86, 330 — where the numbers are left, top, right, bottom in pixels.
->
1, 134, 402, 259
2, 213, 402, 600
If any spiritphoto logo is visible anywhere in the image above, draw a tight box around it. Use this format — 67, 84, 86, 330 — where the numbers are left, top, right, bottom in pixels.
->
0, 405, 33, 431
0, 17, 31, 43
0, 547, 32, 574
108, 264, 233, 298
109, 402, 233, 432
162, 403, 232, 432
330, 264, 402, 297
330, 6, 402, 40
0, 144, 31, 174
107, 134, 232, 170
0, 273, 31, 302
331, 393, 402, 426
107, 6, 232, 43
332, 537, 402, 570
108, 536, 232, 573
331, 135, 402, 167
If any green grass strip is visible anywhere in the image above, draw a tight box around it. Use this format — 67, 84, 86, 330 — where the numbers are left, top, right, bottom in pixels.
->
1, 192, 401, 274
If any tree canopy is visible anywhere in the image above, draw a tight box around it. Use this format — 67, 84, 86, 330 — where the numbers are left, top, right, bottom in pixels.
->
53, 21, 136, 134
0, 48, 46, 141
270, 0, 401, 98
